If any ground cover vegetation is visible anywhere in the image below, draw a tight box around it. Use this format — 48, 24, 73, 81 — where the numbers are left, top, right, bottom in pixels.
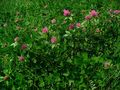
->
0, 0, 120, 90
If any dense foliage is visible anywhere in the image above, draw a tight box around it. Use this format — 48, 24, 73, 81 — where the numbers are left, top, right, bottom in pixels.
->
0, 0, 120, 89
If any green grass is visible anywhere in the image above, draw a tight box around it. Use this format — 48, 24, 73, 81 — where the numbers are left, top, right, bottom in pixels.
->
0, 0, 120, 90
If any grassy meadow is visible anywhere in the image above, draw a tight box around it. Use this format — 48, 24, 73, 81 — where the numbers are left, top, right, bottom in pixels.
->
0, 0, 120, 90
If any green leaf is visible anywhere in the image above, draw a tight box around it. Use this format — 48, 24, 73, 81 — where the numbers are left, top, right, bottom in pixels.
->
12, 86, 16, 90
69, 17, 73, 21
82, 52, 88, 62
69, 80, 74, 86
55, 76, 61, 82
74, 57, 81, 65
25, 21, 30, 26
39, 79, 45, 87
63, 71, 69, 77
10, 42, 18, 48
0, 76, 4, 82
